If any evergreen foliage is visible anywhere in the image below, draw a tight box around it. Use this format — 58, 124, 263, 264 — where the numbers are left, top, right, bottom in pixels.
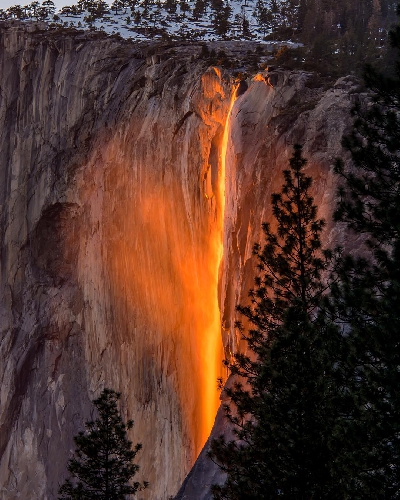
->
193, 0, 206, 19
0, 0, 397, 63
211, 0, 231, 36
253, 0, 273, 36
270, 0, 397, 75
179, 0, 191, 18
164, 0, 177, 15
209, 146, 345, 499
332, 6, 400, 495
59, 388, 148, 500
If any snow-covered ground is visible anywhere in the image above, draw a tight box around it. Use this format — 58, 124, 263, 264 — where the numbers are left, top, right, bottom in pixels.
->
1, 0, 287, 42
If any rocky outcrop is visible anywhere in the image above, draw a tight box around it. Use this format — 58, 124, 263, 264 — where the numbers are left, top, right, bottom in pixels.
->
0, 23, 356, 499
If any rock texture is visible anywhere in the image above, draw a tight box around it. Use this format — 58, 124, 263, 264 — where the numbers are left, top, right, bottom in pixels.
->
220, 70, 356, 356
0, 25, 229, 499
0, 23, 356, 500
175, 71, 358, 499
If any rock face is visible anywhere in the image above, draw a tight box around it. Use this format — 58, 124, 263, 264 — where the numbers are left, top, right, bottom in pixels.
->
175, 70, 357, 499
0, 23, 356, 499
220, 69, 356, 356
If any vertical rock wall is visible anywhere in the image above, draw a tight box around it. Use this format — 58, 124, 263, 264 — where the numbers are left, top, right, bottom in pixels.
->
0, 24, 358, 500
220, 70, 356, 357
0, 25, 230, 499
176, 71, 357, 498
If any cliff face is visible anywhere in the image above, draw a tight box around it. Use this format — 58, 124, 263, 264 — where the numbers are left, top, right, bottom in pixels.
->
0, 25, 230, 499
220, 70, 356, 357
0, 24, 355, 499
176, 71, 356, 499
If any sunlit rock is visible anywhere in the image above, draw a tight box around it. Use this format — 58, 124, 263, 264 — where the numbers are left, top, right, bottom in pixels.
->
0, 23, 356, 500
177, 72, 356, 500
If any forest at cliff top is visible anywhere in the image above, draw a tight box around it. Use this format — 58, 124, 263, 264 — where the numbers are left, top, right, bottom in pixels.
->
1, 0, 399, 75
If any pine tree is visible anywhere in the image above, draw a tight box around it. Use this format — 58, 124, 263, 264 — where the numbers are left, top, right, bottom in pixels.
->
241, 13, 251, 38
134, 9, 141, 24
193, 0, 206, 20
254, 0, 273, 37
165, 0, 177, 15
211, 0, 231, 36
111, 0, 123, 14
6, 4, 24, 18
59, 388, 148, 499
41, 0, 56, 17
209, 146, 345, 499
179, 0, 191, 18
332, 7, 400, 496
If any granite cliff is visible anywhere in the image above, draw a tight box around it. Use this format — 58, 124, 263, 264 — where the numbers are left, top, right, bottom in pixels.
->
0, 23, 355, 499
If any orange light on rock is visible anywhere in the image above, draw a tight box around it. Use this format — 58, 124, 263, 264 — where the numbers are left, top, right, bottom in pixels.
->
196, 83, 238, 449
102, 72, 236, 465
253, 73, 266, 82
219, 85, 238, 260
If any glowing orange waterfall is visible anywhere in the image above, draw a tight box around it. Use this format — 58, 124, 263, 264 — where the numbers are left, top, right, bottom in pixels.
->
219, 85, 238, 263
107, 75, 239, 462
197, 84, 238, 451
197, 85, 238, 444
